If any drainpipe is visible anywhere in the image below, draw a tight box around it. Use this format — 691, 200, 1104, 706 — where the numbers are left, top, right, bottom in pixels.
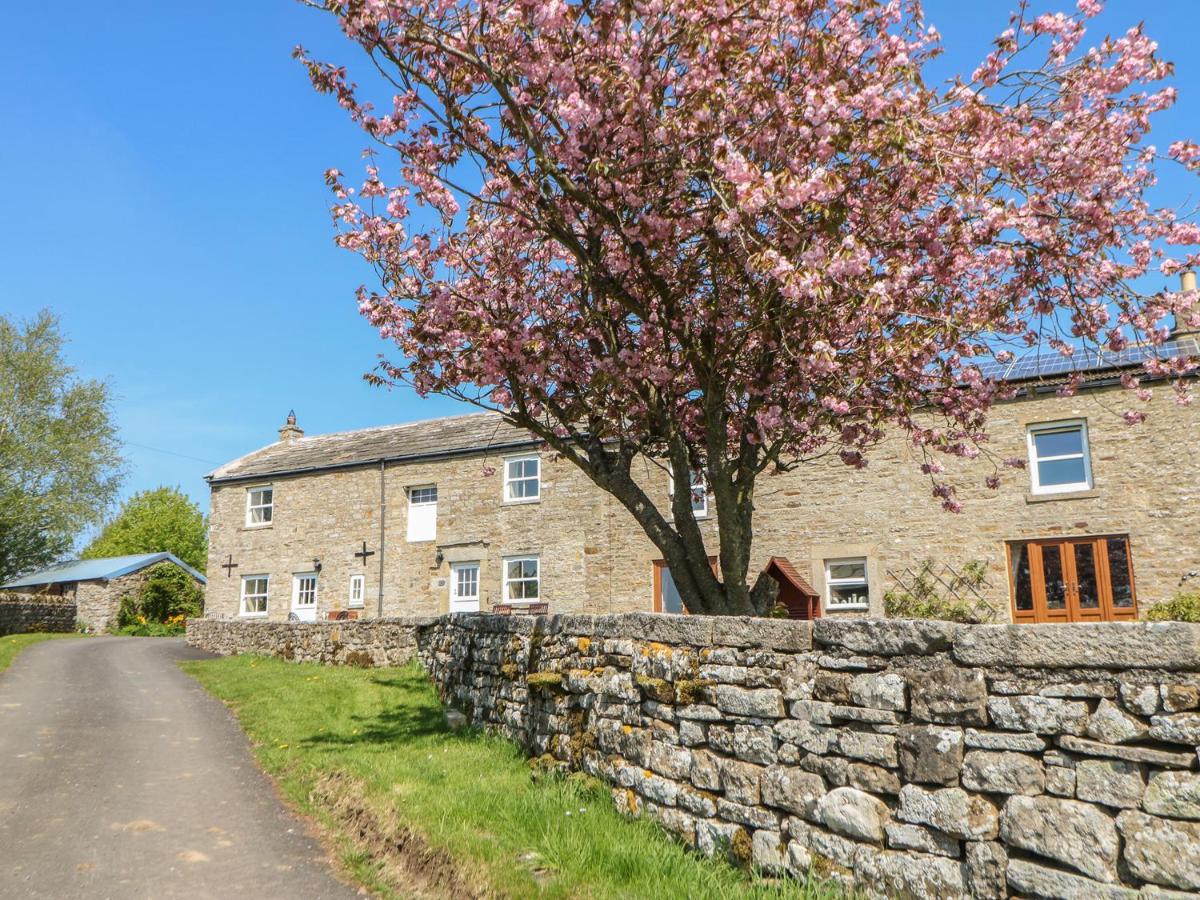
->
378, 458, 386, 618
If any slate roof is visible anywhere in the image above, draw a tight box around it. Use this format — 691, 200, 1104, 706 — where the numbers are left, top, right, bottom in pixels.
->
2, 553, 207, 589
207, 411, 538, 484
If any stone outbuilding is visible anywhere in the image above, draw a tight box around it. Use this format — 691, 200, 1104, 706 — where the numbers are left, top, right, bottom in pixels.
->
1, 553, 207, 632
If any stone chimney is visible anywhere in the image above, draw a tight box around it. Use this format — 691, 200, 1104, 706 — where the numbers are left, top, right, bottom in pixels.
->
1176, 271, 1199, 340
278, 410, 304, 443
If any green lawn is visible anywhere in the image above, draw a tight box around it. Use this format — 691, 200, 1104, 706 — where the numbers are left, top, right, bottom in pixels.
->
182, 655, 845, 899
0, 632, 81, 674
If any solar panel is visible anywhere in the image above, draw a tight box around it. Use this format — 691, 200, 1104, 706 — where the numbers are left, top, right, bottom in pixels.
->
971, 336, 1200, 382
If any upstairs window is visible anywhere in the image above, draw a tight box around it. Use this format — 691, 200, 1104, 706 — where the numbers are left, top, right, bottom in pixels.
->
406, 485, 438, 542
504, 456, 540, 503
503, 556, 540, 602
240, 575, 269, 617
825, 558, 869, 610
348, 574, 365, 609
1027, 420, 1092, 495
245, 486, 273, 527
668, 466, 708, 519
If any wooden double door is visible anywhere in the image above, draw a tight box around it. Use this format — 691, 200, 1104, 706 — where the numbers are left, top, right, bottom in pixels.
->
1008, 535, 1137, 624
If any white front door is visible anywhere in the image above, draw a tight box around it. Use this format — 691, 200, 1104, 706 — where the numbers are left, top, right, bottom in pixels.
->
291, 572, 318, 622
450, 562, 481, 613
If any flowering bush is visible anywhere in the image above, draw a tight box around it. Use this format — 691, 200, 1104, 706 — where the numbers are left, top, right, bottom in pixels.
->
112, 564, 202, 635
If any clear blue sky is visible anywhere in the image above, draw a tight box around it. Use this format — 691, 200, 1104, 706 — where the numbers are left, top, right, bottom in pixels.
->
1, 1, 1197, 516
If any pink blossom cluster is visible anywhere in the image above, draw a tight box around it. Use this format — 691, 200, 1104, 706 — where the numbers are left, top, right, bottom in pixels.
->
300, 0, 1199, 513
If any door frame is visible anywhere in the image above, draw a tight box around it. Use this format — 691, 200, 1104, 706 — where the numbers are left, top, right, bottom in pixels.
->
291, 571, 319, 621
1006, 534, 1138, 624
449, 561, 481, 613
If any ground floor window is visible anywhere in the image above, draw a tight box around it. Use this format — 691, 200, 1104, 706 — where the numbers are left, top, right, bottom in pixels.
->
503, 556, 540, 602
824, 558, 870, 610
240, 575, 269, 617
652, 558, 718, 614
348, 574, 365, 609
1007, 534, 1137, 623
653, 562, 684, 614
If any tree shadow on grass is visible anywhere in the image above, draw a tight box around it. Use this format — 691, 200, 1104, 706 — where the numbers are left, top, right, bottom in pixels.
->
297, 672, 486, 751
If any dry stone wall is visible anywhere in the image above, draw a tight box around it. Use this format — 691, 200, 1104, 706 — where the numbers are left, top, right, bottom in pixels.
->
0, 594, 76, 636
185, 617, 428, 667
189, 613, 1200, 898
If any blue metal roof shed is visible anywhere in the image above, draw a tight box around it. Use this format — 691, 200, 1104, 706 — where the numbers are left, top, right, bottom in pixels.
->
1, 553, 206, 589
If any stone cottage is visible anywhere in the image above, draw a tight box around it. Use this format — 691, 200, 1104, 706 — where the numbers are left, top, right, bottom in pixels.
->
203, 331, 1200, 626
1, 553, 207, 632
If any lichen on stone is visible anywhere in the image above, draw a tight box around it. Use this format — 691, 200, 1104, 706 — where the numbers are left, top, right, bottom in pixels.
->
674, 678, 715, 705
634, 674, 675, 703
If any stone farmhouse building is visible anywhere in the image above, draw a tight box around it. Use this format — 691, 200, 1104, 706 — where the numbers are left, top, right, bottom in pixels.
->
1, 553, 207, 632
204, 333, 1200, 627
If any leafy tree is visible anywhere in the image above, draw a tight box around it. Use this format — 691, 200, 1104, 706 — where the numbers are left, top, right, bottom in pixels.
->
301, 0, 1200, 614
0, 311, 123, 582
84, 487, 208, 573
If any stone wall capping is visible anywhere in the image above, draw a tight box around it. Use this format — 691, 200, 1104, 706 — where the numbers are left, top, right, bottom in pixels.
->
187, 612, 1200, 898
710, 617, 812, 652
953, 623, 1200, 671
814, 618, 959, 656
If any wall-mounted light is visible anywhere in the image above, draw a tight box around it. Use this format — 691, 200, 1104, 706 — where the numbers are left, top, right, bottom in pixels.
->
313, 557, 323, 574
435, 549, 444, 567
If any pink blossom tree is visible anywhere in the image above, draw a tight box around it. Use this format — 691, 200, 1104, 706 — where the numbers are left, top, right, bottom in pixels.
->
299, 0, 1199, 615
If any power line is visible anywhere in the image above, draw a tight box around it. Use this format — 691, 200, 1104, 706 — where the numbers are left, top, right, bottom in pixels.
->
122, 441, 219, 466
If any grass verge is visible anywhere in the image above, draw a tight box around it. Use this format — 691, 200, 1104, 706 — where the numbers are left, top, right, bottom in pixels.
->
0, 632, 82, 674
182, 655, 847, 899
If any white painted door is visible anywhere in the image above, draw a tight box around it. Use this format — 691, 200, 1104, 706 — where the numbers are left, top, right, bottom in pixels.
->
449, 562, 481, 613
291, 572, 318, 622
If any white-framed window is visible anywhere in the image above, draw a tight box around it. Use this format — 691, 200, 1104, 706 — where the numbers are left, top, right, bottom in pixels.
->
240, 575, 269, 617
503, 556, 540, 602
348, 574, 365, 609
406, 484, 438, 542
825, 558, 869, 610
504, 455, 541, 503
1027, 420, 1093, 495
245, 486, 273, 527
668, 465, 708, 519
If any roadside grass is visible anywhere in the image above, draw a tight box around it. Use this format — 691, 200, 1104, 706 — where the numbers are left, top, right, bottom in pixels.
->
0, 632, 82, 674
182, 655, 848, 899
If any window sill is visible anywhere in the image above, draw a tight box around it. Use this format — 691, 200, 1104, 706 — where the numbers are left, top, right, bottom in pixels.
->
239, 612, 268, 619
241, 523, 274, 531
1026, 488, 1099, 504
502, 498, 542, 506
825, 604, 869, 612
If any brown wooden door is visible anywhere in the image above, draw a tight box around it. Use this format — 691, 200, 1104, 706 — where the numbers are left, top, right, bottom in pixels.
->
1009, 536, 1137, 624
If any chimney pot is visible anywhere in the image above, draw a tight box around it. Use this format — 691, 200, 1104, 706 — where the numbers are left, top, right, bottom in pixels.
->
278, 410, 304, 443
1182, 271, 1197, 294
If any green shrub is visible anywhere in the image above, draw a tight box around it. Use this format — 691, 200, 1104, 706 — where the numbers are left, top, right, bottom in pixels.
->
1145, 594, 1200, 623
115, 594, 141, 629
137, 564, 203, 621
884, 559, 994, 624
109, 563, 203, 634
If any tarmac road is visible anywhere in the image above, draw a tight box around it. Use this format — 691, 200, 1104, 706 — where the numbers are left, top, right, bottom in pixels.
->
0, 636, 362, 899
